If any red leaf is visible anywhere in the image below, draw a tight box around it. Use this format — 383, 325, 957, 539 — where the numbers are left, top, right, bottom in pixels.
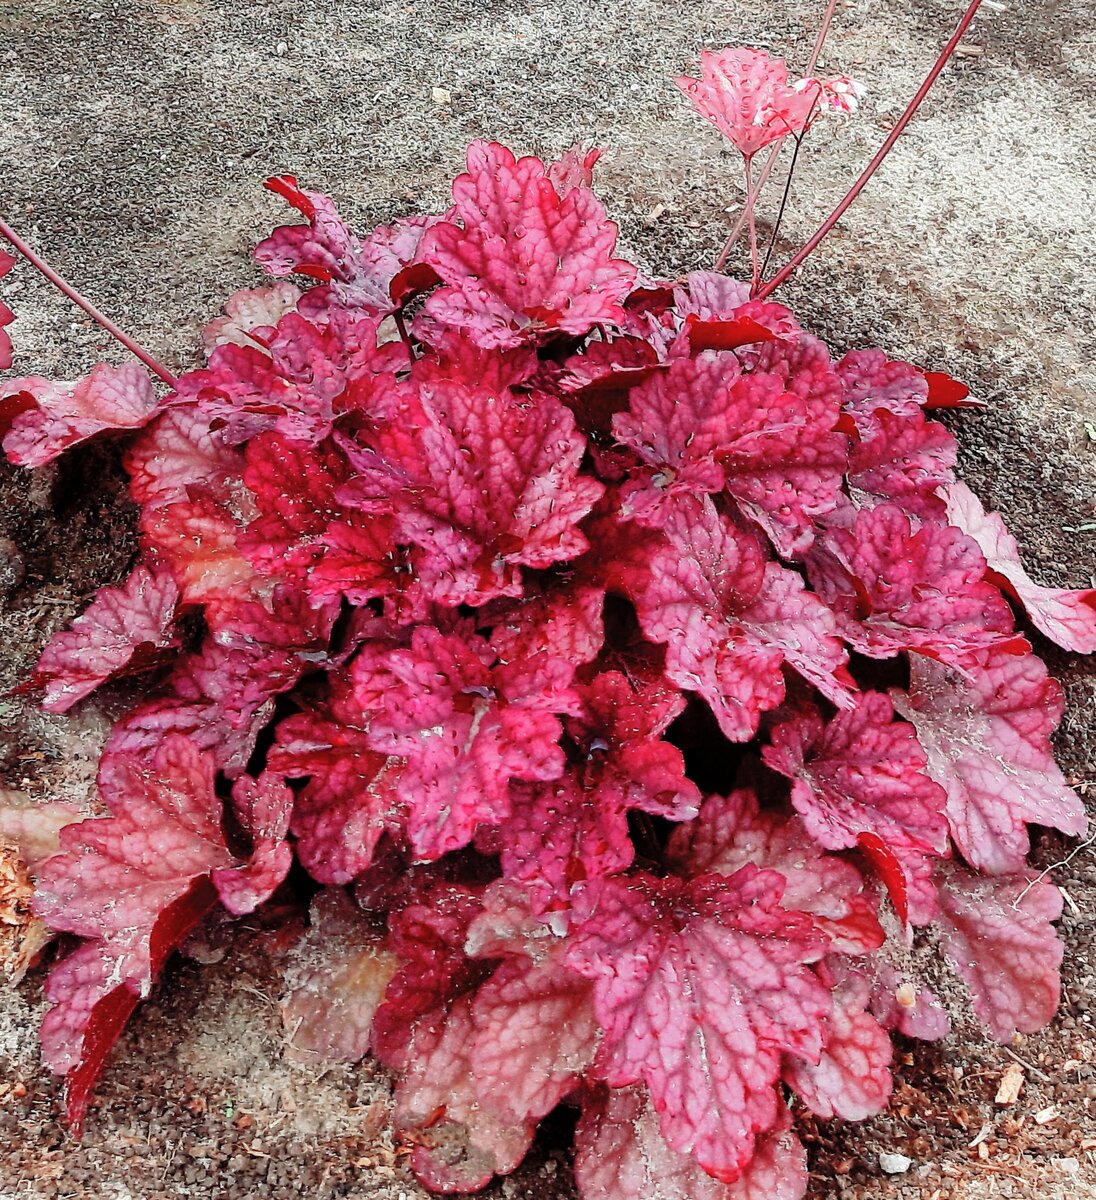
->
124, 407, 243, 509
934, 862, 1065, 1041
32, 564, 180, 712
943, 480, 1096, 652
684, 312, 784, 352
421, 141, 636, 348
618, 497, 850, 740
668, 790, 884, 954
567, 869, 829, 1181
783, 961, 893, 1121
268, 678, 402, 884
809, 503, 1015, 660
575, 1084, 808, 1200
341, 378, 603, 606
891, 644, 1086, 874
762, 694, 948, 924
373, 884, 486, 1068
1, 364, 161, 467
353, 627, 576, 858
921, 369, 978, 409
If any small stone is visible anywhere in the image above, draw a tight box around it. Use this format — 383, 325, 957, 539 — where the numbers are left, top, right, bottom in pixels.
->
995, 1061, 1025, 1105
432, 86, 452, 105
879, 1152, 913, 1175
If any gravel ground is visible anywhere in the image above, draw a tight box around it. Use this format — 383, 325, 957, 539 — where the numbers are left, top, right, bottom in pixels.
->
1, 0, 1095, 1197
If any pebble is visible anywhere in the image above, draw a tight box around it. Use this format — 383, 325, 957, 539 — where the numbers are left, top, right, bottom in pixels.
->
879, 1152, 913, 1175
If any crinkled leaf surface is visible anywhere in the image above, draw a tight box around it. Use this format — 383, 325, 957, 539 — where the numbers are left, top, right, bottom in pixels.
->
763, 694, 948, 922
422, 141, 636, 348
668, 790, 883, 954
33, 564, 180, 712
1, 363, 160, 467
891, 645, 1086, 873
575, 1085, 808, 1200
567, 868, 829, 1181
933, 862, 1064, 1042
943, 480, 1096, 652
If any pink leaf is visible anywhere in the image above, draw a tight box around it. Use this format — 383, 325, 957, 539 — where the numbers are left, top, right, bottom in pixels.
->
395, 995, 534, 1193
567, 868, 829, 1181
256, 176, 440, 314
675, 49, 817, 158
809, 503, 1015, 660
496, 667, 702, 906
1, 364, 160, 467
667, 790, 884, 955
32, 737, 274, 1125
618, 497, 849, 739
614, 352, 845, 555
32, 564, 180, 712
268, 678, 402, 884
342, 379, 603, 605
835, 348, 928, 422
943, 480, 1096, 652
124, 407, 242, 509
201, 281, 302, 353
783, 962, 893, 1120
890, 644, 1086, 874
845, 407, 956, 520
470, 909, 599, 1124
353, 627, 574, 858
547, 144, 603, 195
421, 141, 636, 348
934, 862, 1065, 1041
868, 961, 950, 1042
574, 1084, 808, 1200
210, 773, 294, 915
40, 877, 219, 1132
762, 694, 947, 923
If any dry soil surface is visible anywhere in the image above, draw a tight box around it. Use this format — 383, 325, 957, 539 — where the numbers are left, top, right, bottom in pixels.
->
1, 1, 1095, 1198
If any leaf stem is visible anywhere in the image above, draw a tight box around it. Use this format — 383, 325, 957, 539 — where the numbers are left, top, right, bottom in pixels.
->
758, 0, 986, 300
0, 216, 177, 387
712, 0, 840, 273
744, 156, 760, 295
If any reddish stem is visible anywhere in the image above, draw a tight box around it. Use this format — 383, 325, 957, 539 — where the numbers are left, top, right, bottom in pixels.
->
0, 216, 177, 387
758, 0, 986, 300
713, 0, 840, 272
744, 157, 760, 295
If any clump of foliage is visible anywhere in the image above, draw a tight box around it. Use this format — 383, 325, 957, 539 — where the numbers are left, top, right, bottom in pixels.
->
1, 8, 1093, 1199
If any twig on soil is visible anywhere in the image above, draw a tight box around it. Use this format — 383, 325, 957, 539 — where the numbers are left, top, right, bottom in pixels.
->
0, 216, 177, 387
759, 0, 988, 298
1001, 1045, 1052, 1084
1012, 830, 1096, 908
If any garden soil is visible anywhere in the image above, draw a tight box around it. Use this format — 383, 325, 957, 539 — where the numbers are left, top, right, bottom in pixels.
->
1, 0, 1095, 1197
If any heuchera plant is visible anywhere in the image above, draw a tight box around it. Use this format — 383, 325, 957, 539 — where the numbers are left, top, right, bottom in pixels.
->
2, 3, 1093, 1196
